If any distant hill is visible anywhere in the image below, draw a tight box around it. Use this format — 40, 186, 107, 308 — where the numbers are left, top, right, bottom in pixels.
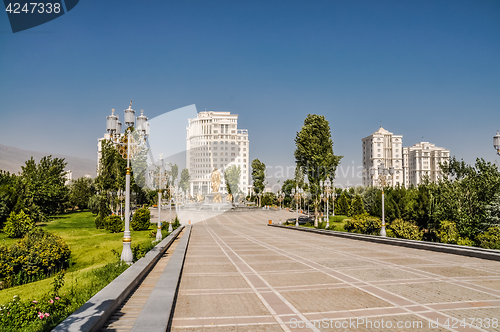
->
0, 144, 96, 178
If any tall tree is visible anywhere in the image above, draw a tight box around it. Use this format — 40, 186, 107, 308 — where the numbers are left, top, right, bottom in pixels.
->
69, 177, 95, 210
251, 159, 266, 194
335, 191, 350, 216
294, 114, 343, 225
294, 166, 305, 188
224, 165, 241, 202
349, 194, 366, 217
19, 156, 68, 220
179, 168, 190, 193
171, 164, 179, 185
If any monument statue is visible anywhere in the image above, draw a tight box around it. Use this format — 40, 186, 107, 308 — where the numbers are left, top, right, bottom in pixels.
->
211, 168, 222, 203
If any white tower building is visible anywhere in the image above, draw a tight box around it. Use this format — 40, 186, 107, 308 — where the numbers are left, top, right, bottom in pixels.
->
186, 111, 250, 197
362, 127, 404, 187
403, 142, 449, 187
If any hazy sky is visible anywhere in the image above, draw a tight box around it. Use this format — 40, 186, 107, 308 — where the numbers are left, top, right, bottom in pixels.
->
1, 0, 499, 186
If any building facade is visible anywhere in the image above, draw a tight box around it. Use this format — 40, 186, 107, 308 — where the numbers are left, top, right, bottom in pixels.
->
362, 127, 404, 187
186, 111, 250, 196
403, 142, 450, 187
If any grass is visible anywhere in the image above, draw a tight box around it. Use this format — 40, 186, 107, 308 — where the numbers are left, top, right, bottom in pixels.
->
296, 215, 349, 231
0, 211, 159, 303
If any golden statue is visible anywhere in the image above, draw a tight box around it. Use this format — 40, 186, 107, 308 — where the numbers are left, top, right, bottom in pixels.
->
226, 193, 233, 203
211, 168, 222, 203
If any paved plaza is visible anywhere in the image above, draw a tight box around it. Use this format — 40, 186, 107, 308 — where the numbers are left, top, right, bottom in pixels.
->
170, 210, 500, 332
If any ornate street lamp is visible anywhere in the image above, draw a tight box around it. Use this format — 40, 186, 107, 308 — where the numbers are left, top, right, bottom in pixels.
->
291, 187, 299, 227
106, 102, 149, 264
494, 131, 500, 156
155, 157, 166, 241
370, 163, 394, 237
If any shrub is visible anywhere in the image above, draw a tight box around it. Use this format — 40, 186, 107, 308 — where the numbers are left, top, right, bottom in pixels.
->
344, 213, 381, 235
131, 207, 151, 231
132, 241, 157, 262
389, 219, 423, 241
94, 215, 105, 229
477, 227, 500, 249
172, 215, 181, 229
0, 228, 70, 288
104, 215, 123, 233
3, 210, 35, 238
437, 220, 459, 244
0, 260, 128, 331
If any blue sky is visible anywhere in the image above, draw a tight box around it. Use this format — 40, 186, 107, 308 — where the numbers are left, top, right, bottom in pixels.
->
1, 0, 499, 185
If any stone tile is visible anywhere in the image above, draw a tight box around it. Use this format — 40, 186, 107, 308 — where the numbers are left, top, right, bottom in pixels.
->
247, 261, 312, 272
415, 266, 500, 278
379, 281, 500, 304
280, 287, 392, 313
171, 324, 283, 331
341, 267, 426, 282
183, 263, 238, 274
179, 275, 250, 290
440, 307, 500, 332
261, 271, 342, 287
174, 293, 271, 318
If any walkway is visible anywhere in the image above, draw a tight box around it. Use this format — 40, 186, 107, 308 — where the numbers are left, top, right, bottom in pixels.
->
170, 210, 500, 331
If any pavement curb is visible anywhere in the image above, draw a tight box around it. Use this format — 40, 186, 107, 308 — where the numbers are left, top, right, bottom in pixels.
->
268, 224, 500, 262
131, 225, 192, 332
53, 226, 185, 332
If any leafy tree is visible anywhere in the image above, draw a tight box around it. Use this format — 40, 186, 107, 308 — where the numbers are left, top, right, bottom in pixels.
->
0, 171, 18, 228
361, 186, 378, 215
294, 166, 305, 188
251, 159, 266, 194
224, 165, 241, 202
335, 191, 350, 216
261, 192, 276, 206
4, 210, 35, 238
179, 168, 190, 193
294, 114, 342, 224
281, 179, 296, 207
171, 164, 179, 185
483, 193, 500, 228
69, 177, 95, 210
18, 156, 69, 220
349, 195, 366, 217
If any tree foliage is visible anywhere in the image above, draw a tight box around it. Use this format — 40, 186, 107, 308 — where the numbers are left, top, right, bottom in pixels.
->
251, 159, 266, 194
179, 168, 190, 193
335, 191, 350, 216
224, 165, 241, 201
131, 207, 151, 231
4, 210, 35, 238
69, 177, 95, 210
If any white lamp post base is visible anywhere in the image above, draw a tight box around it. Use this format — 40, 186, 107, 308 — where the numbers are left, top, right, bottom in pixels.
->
121, 240, 133, 264
380, 225, 387, 237
156, 225, 162, 241
168, 222, 173, 233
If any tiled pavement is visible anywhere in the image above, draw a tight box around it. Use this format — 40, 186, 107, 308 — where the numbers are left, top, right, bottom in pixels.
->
170, 210, 500, 331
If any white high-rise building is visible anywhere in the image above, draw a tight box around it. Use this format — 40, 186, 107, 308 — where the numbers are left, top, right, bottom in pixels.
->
361, 127, 404, 187
403, 142, 449, 187
186, 111, 250, 196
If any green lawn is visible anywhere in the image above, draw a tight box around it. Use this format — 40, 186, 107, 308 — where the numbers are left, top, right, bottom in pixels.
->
0, 211, 159, 303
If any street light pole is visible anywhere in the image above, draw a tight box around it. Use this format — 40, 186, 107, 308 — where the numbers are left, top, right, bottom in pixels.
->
494, 130, 500, 156
370, 163, 394, 237
106, 104, 148, 264
156, 157, 164, 242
